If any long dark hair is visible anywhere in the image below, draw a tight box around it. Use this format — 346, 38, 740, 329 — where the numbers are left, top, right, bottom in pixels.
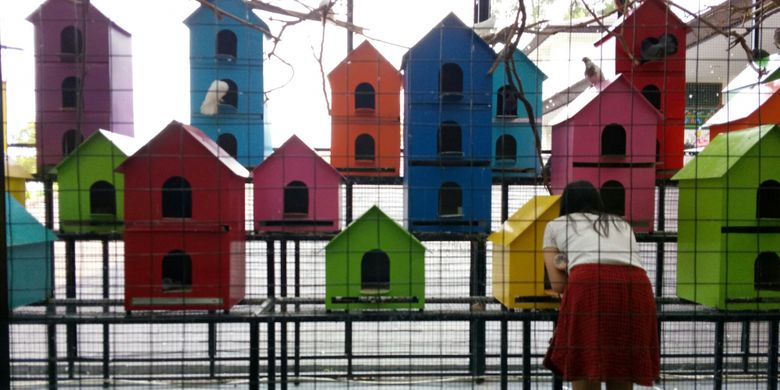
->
559, 180, 621, 236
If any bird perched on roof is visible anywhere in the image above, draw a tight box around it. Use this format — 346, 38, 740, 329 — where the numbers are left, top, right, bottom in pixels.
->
640, 34, 678, 63
200, 80, 229, 116
582, 57, 604, 87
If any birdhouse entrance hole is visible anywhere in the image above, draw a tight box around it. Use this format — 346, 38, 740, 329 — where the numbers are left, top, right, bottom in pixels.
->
62, 129, 82, 156
61, 76, 80, 109
755, 252, 780, 291
220, 79, 238, 109
439, 63, 463, 98
361, 249, 390, 294
601, 124, 626, 156
216, 29, 237, 60
438, 121, 463, 157
355, 83, 376, 111
497, 85, 518, 117
90, 181, 116, 216
439, 182, 463, 217
757, 180, 780, 219
217, 133, 238, 158
60, 26, 83, 60
355, 134, 375, 161
162, 176, 193, 218
162, 250, 193, 292
640, 33, 678, 63
284, 181, 309, 216
641, 85, 662, 110
600, 181, 625, 216
496, 135, 517, 162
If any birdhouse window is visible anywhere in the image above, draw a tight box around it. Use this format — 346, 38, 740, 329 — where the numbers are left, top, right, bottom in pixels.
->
60, 26, 83, 60
755, 252, 780, 291
438, 121, 462, 157
757, 180, 780, 219
216, 29, 237, 61
439, 182, 463, 217
600, 181, 625, 216
162, 176, 192, 218
61, 129, 82, 156
162, 250, 192, 292
355, 134, 375, 161
220, 79, 239, 109
495, 135, 517, 162
641, 85, 662, 110
601, 124, 626, 156
217, 133, 238, 158
439, 63, 463, 98
355, 83, 376, 111
89, 181, 116, 216
496, 86, 518, 116
61, 76, 80, 109
284, 181, 309, 216
361, 249, 390, 293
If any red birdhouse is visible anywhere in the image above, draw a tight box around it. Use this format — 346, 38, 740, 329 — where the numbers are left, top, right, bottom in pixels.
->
595, 0, 690, 178
118, 121, 250, 311
328, 41, 401, 177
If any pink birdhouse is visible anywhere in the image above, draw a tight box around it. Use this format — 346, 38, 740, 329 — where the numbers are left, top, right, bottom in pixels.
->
253, 135, 343, 233
549, 75, 660, 232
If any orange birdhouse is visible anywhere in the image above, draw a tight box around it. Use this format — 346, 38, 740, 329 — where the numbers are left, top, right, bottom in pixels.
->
328, 41, 401, 177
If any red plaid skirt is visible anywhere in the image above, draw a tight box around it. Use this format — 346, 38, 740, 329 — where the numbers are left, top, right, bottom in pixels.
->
544, 264, 659, 386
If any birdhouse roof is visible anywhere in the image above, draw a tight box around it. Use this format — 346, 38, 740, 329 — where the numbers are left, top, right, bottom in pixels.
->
723, 54, 780, 93
183, 0, 270, 37
5, 162, 32, 180
401, 12, 495, 71
494, 48, 548, 81
5, 194, 57, 247
593, 0, 690, 47
488, 195, 560, 246
54, 129, 142, 172
703, 80, 780, 128
252, 135, 343, 181
27, 0, 132, 37
326, 206, 423, 250
673, 125, 778, 181
328, 40, 398, 79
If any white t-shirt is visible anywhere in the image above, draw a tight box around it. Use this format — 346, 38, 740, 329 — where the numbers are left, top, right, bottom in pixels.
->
542, 212, 645, 272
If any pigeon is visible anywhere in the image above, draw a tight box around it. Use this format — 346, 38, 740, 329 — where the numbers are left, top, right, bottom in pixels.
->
640, 34, 678, 62
582, 57, 604, 87
200, 80, 229, 116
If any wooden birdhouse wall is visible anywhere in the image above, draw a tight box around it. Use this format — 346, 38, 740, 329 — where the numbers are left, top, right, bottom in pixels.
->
186, 0, 269, 167
329, 41, 401, 176
28, 0, 134, 170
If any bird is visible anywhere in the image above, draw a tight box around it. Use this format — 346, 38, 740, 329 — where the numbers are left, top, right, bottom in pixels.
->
640, 34, 678, 63
775, 28, 780, 50
200, 80, 229, 116
582, 57, 604, 87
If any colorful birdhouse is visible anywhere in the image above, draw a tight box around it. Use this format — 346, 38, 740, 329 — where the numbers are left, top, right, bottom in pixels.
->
594, 0, 690, 178
328, 41, 401, 177
6, 194, 57, 309
672, 125, 780, 310
185, 0, 270, 167
5, 163, 32, 208
489, 195, 561, 309
704, 80, 780, 140
54, 130, 140, 234
27, 0, 134, 171
118, 121, 250, 311
253, 135, 343, 233
491, 49, 547, 179
549, 74, 659, 232
325, 206, 425, 311
402, 13, 496, 233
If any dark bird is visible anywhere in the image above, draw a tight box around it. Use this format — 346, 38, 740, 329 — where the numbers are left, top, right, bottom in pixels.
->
582, 57, 604, 87
640, 34, 678, 63
775, 28, 780, 50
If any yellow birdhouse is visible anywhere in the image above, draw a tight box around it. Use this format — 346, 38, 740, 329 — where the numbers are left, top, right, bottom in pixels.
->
489, 195, 561, 310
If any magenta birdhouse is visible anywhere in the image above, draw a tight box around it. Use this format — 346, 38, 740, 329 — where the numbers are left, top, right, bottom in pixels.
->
118, 121, 249, 311
549, 75, 659, 232
253, 135, 343, 233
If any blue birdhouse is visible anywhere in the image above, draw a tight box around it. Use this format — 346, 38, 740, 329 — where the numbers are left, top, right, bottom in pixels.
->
491, 49, 547, 179
401, 13, 496, 233
185, 0, 270, 167
6, 194, 57, 309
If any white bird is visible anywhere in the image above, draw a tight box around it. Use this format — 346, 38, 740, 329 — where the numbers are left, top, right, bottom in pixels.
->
582, 57, 604, 87
200, 80, 229, 116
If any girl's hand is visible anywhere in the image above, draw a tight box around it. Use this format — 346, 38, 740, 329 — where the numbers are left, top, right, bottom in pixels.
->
553, 253, 568, 271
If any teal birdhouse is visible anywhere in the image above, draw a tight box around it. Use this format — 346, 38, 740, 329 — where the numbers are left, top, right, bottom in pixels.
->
672, 125, 780, 310
325, 206, 425, 311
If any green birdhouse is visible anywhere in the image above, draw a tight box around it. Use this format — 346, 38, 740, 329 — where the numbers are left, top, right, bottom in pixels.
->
325, 206, 425, 311
54, 130, 140, 234
672, 125, 780, 310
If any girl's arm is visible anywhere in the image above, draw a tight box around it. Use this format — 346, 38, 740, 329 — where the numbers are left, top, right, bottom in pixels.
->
543, 247, 568, 294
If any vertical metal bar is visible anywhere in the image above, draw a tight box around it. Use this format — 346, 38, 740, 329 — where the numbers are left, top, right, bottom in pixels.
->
345, 181, 353, 224
268, 320, 276, 388
0, 53, 11, 390
47, 305, 57, 390
249, 320, 259, 390
500, 309, 508, 390
102, 239, 110, 383
501, 182, 509, 223
294, 241, 300, 383
741, 320, 750, 372
267, 240, 275, 298
522, 317, 531, 390
769, 320, 778, 390
655, 183, 666, 297
469, 239, 487, 378
552, 317, 563, 390
208, 313, 216, 378
714, 320, 724, 390
280, 240, 287, 389
65, 238, 77, 378
345, 320, 353, 379
44, 179, 57, 389
346, 0, 354, 52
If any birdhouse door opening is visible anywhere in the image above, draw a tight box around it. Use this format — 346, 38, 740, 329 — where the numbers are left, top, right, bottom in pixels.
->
354, 83, 376, 112
216, 29, 237, 61
496, 86, 518, 117
61, 129, 82, 156
162, 176, 193, 218
439, 63, 463, 99
496, 135, 517, 162
361, 249, 390, 294
439, 182, 463, 217
601, 124, 627, 156
641, 85, 662, 110
59, 26, 83, 61
600, 181, 625, 216
283, 181, 309, 216
61, 76, 80, 109
217, 133, 238, 158
438, 122, 463, 157
89, 181, 116, 216
640, 33, 678, 63
754, 252, 780, 291
220, 79, 239, 109
355, 134, 375, 161
757, 180, 780, 219
162, 250, 193, 292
